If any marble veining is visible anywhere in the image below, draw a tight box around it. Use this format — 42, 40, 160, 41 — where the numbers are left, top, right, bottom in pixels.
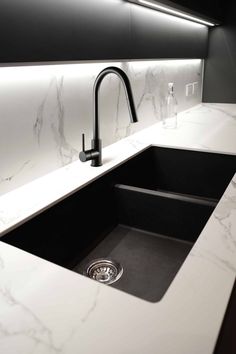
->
52, 76, 79, 166
34, 76, 79, 166
136, 66, 160, 120
204, 103, 236, 120
191, 175, 236, 275
81, 286, 100, 324
0, 104, 236, 353
0, 286, 59, 353
214, 199, 236, 252
0, 59, 203, 196
0, 244, 107, 354
114, 80, 122, 141
0, 160, 31, 184
34, 77, 56, 146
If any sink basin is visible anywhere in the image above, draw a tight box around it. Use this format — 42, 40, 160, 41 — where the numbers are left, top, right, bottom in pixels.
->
2, 146, 236, 302
116, 145, 236, 200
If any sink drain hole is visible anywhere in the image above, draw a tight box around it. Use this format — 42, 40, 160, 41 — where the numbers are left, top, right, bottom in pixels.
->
84, 259, 123, 285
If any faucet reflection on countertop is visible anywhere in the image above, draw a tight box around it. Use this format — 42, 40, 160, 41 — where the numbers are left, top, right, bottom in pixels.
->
79, 66, 138, 167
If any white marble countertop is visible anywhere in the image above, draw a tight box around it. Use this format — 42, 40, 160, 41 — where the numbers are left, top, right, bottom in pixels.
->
1, 103, 236, 354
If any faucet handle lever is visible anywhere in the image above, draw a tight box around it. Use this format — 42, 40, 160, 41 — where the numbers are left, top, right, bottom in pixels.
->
79, 133, 88, 162
80, 133, 95, 163
82, 133, 85, 152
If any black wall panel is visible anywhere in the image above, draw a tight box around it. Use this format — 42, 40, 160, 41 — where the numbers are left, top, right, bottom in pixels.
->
203, 0, 236, 102
0, 0, 208, 63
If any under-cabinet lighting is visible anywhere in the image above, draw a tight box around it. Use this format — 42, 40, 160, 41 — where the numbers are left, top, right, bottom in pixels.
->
133, 0, 217, 27
130, 59, 201, 70
0, 59, 202, 83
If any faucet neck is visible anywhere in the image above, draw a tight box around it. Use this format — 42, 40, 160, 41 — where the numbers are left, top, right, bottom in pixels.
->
93, 66, 138, 141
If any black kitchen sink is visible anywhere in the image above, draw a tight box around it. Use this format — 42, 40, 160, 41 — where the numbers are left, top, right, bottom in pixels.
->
2, 146, 236, 302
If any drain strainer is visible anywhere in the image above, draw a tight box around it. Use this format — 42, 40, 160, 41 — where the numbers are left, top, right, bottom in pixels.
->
84, 259, 123, 285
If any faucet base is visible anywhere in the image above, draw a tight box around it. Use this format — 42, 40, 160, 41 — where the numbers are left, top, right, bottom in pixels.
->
91, 160, 102, 167
91, 139, 102, 167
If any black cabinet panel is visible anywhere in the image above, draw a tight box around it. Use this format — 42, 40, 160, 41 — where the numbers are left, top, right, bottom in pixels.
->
130, 4, 208, 59
0, 0, 131, 62
0, 0, 208, 63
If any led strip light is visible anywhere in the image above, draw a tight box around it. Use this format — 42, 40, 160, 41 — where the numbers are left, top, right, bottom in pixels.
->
135, 0, 217, 27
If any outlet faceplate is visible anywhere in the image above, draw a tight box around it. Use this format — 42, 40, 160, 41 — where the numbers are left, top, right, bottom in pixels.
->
186, 83, 194, 96
186, 82, 198, 97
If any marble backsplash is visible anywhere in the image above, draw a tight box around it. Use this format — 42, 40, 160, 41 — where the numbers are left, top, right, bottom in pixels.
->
0, 59, 203, 195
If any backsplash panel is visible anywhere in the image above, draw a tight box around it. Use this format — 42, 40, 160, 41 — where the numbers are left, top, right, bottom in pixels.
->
0, 59, 203, 195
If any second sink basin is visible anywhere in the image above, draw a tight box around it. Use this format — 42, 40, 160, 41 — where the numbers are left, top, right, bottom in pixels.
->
115, 145, 236, 201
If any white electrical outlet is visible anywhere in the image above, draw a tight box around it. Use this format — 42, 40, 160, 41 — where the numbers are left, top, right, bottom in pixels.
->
186, 82, 198, 97
185, 83, 194, 97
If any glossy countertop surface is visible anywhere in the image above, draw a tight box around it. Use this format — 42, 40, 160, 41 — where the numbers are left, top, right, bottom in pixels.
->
0, 103, 236, 354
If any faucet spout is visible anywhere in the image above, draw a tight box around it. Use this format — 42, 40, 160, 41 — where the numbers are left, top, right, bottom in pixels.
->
93, 66, 138, 142
79, 66, 138, 167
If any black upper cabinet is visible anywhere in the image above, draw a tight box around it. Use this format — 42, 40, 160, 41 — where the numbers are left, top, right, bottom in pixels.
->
0, 0, 208, 63
130, 3, 208, 59
0, 0, 131, 63
156, 0, 227, 23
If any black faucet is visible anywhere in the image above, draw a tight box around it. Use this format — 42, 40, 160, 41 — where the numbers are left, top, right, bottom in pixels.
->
79, 66, 138, 167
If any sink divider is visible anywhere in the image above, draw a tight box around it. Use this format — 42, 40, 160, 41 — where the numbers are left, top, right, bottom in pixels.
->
114, 184, 217, 243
